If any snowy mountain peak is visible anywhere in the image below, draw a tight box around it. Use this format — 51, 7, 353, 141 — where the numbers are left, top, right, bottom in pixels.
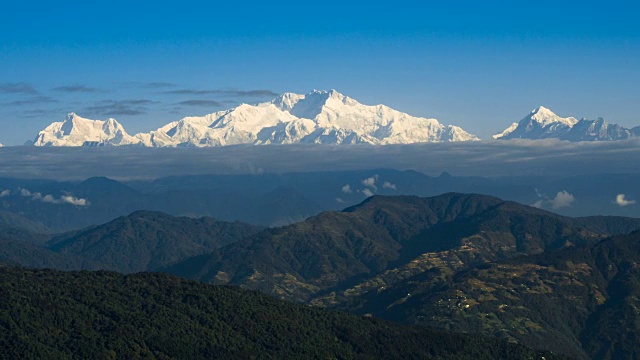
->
272, 92, 305, 112
33, 113, 139, 147
530, 105, 555, 119
495, 107, 638, 141
528, 106, 578, 127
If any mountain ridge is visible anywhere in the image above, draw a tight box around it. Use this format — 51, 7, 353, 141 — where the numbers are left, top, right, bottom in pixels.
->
29, 90, 479, 147
495, 106, 639, 141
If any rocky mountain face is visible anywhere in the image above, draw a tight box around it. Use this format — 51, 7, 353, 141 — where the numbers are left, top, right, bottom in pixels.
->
494, 106, 639, 141
29, 90, 479, 147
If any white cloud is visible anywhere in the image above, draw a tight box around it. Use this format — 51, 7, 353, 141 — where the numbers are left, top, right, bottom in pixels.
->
382, 181, 397, 190
615, 194, 636, 207
531, 200, 544, 209
335, 197, 345, 203
17, 188, 90, 206
361, 175, 378, 190
0, 189, 10, 197
532, 189, 575, 210
341, 184, 352, 193
362, 188, 374, 197
61, 195, 90, 206
551, 190, 575, 209
41, 194, 57, 203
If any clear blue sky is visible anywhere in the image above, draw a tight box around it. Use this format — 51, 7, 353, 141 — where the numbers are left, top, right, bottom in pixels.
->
1, 0, 639, 145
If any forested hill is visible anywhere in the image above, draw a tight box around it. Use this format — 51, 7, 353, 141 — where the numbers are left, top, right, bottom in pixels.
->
0, 268, 565, 359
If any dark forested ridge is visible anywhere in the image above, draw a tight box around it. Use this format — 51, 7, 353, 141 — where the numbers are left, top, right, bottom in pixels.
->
0, 210, 263, 273
46, 210, 264, 273
167, 193, 637, 302
0, 268, 564, 360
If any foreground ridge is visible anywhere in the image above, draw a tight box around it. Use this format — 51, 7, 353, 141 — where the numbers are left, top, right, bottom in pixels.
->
0, 267, 563, 359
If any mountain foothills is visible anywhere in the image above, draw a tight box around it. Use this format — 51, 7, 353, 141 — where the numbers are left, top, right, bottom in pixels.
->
2, 192, 640, 358
163, 193, 640, 359
0, 268, 564, 360
29, 90, 479, 147
494, 106, 640, 141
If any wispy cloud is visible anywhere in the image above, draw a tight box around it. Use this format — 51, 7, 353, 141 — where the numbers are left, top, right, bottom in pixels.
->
0, 82, 37, 94
161, 89, 278, 98
52, 85, 98, 93
615, 194, 636, 207
141, 82, 177, 89
178, 100, 224, 107
9, 96, 57, 106
84, 99, 156, 116
341, 184, 352, 193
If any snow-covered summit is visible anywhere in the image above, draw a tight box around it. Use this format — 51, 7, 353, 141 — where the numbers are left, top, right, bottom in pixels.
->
32, 113, 140, 147
494, 106, 638, 141
528, 106, 579, 127
121, 89, 479, 147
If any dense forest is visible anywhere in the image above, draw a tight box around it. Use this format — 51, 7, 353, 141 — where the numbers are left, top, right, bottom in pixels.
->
0, 268, 564, 359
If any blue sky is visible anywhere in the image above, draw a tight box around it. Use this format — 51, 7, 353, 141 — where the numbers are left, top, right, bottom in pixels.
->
1, 0, 639, 145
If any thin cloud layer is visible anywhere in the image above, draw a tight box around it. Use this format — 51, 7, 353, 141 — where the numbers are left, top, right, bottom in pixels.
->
52, 85, 98, 93
178, 100, 225, 107
0, 82, 37, 94
161, 89, 278, 98
9, 96, 57, 106
0, 140, 640, 180
84, 100, 156, 116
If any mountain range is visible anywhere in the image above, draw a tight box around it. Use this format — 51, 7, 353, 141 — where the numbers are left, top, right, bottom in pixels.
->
18, 92, 639, 146
494, 106, 640, 141
29, 90, 479, 147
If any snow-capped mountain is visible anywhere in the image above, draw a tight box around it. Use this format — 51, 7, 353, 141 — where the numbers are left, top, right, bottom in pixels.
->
31, 90, 479, 147
494, 106, 639, 141
137, 89, 479, 146
32, 113, 140, 147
